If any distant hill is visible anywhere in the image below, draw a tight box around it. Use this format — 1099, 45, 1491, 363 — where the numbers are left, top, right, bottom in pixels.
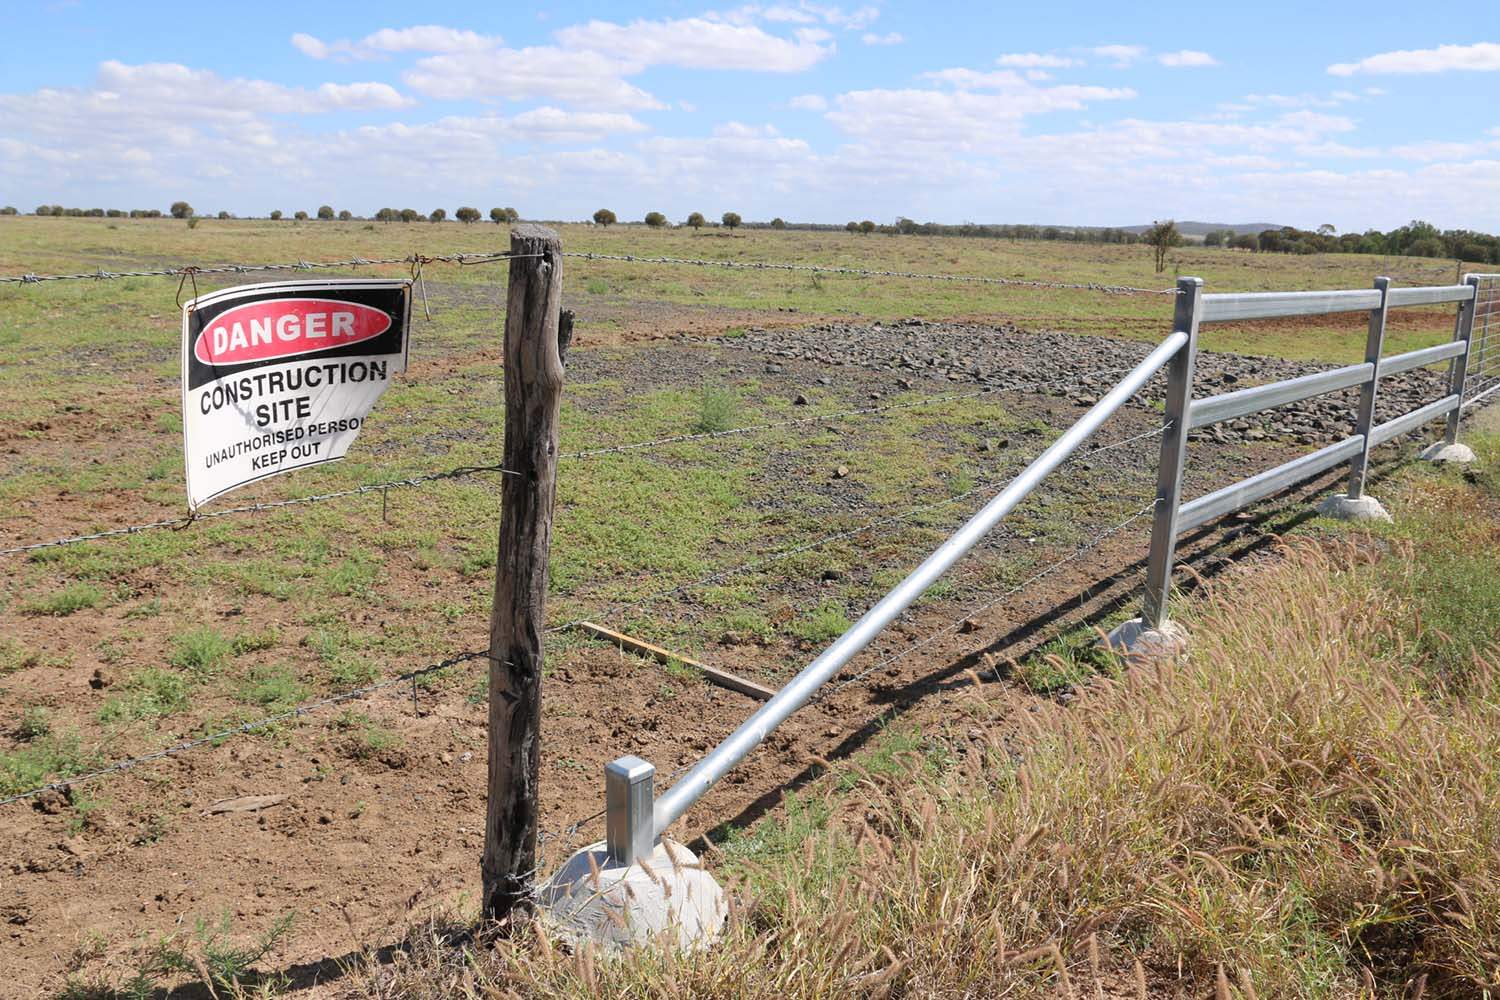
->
1120, 221, 1286, 237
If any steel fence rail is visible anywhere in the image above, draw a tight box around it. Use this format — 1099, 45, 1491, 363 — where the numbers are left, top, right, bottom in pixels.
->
619, 331, 1188, 860
0, 649, 496, 807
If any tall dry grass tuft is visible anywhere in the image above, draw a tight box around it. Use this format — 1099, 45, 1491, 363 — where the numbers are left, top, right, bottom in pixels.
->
354, 477, 1500, 998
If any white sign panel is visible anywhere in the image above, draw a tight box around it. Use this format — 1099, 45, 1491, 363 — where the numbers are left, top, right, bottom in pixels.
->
181, 278, 411, 510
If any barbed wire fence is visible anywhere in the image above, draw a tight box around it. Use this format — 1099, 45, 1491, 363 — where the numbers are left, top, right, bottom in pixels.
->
0, 243, 1223, 863
2, 249, 1179, 295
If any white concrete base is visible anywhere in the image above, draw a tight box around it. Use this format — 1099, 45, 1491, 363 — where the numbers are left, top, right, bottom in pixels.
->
1317, 492, 1392, 523
1420, 441, 1475, 464
538, 839, 727, 951
1098, 617, 1188, 660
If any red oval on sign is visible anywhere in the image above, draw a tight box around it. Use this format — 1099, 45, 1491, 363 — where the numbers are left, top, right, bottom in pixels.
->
193, 298, 393, 366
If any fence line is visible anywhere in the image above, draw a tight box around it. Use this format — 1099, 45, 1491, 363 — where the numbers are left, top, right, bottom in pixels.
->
0, 251, 536, 285
550, 421, 1167, 638
0, 649, 496, 808
1, 363, 1150, 558
2, 249, 1176, 295
556, 252, 1177, 295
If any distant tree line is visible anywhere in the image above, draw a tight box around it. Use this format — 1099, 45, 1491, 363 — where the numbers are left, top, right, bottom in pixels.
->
1202, 220, 1500, 264
23, 203, 525, 224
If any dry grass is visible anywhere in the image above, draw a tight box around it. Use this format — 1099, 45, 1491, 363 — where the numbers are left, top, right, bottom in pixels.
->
346, 462, 1500, 1000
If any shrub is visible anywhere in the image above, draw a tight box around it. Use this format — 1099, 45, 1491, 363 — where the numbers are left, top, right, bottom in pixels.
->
269, 210, 282, 220
644, 211, 667, 228
170, 200, 193, 219
294, 210, 308, 220
338, 209, 353, 221
694, 386, 740, 433
592, 208, 616, 227
317, 205, 334, 220
859, 219, 876, 234
0, 206, 18, 215
722, 211, 742, 230
770, 217, 786, 229
24, 583, 103, 617
429, 208, 446, 222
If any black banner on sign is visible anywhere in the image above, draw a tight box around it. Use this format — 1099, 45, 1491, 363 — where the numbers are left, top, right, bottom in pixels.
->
180, 278, 411, 510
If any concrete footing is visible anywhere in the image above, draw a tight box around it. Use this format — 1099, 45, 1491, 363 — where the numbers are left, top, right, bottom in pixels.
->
1316, 492, 1392, 523
1420, 441, 1476, 464
1099, 617, 1188, 660
538, 838, 727, 950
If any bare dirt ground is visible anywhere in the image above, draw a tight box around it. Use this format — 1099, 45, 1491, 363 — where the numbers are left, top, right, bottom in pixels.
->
0, 312, 1447, 997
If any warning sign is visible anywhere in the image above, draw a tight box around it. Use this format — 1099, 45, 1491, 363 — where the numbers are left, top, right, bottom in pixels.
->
181, 278, 411, 510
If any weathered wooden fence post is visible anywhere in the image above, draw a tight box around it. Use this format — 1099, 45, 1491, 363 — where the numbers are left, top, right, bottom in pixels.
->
483, 224, 564, 923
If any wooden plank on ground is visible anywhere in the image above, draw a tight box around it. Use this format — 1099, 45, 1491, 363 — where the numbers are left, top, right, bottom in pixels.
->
575, 621, 777, 701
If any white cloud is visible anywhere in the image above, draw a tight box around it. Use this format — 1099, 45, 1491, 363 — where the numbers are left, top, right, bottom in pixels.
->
1329, 42, 1500, 76
555, 16, 835, 72
789, 93, 829, 110
1092, 44, 1146, 68
404, 47, 664, 110
862, 32, 904, 45
1390, 138, 1500, 162
996, 53, 1077, 68
1158, 49, 1217, 68
828, 73, 1136, 150
292, 25, 501, 61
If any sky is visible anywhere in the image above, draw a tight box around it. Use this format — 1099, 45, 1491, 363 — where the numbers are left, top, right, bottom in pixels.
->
1, 1, 1498, 232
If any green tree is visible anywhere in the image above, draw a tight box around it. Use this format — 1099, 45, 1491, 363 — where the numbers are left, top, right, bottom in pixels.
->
722, 211, 742, 230
338, 209, 353, 221
0, 206, 19, 215
294, 210, 309, 220
429, 208, 447, 222
317, 205, 334, 220
1145, 219, 1182, 273
170, 201, 193, 219
456, 206, 481, 223
490, 207, 504, 223
686, 211, 705, 230
593, 208, 617, 226
770, 217, 786, 229
502, 207, 520, 223
400, 208, 420, 223
35, 205, 53, 216
845, 221, 859, 233
859, 220, 876, 234
216, 210, 232, 219
644, 210, 668, 228
270, 210, 283, 220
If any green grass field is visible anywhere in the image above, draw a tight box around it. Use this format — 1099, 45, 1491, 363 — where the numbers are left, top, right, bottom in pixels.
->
0, 214, 1481, 362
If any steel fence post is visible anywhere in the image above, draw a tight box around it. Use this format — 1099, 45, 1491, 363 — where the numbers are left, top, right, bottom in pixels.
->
1141, 277, 1204, 629
605, 755, 656, 866
1444, 274, 1481, 444
1346, 277, 1391, 499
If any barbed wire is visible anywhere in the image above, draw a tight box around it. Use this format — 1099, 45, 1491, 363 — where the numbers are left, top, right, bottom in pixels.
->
3, 249, 1176, 295
0, 649, 496, 808
0, 462, 520, 557
0, 251, 539, 285
1, 362, 1152, 558
553, 421, 1167, 638
559, 252, 1177, 295
818, 500, 1159, 700
558, 360, 1144, 461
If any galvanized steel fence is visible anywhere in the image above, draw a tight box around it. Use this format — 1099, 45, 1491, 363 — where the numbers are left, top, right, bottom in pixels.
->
601, 271, 1497, 864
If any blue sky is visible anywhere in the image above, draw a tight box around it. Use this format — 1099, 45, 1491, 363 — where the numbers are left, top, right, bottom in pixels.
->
2, 1, 1498, 230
